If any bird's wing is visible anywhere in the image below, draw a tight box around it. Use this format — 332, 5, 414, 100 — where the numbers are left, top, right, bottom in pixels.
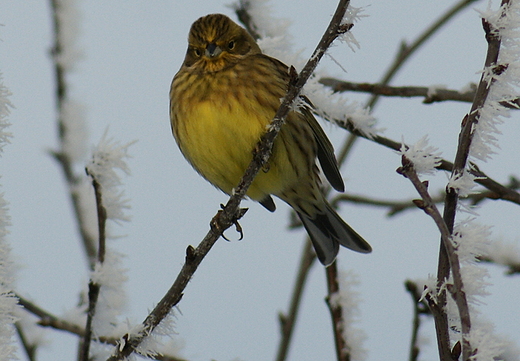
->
260, 54, 345, 192
301, 104, 345, 192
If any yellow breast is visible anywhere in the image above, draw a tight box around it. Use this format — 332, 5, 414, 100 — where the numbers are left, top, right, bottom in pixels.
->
173, 86, 295, 202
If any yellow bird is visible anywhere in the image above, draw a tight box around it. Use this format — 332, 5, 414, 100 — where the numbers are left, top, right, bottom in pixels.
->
170, 13, 371, 265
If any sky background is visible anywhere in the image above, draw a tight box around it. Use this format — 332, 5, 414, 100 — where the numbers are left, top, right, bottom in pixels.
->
2, 0, 520, 360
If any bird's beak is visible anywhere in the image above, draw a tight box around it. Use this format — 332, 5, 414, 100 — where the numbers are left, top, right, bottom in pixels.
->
205, 43, 222, 58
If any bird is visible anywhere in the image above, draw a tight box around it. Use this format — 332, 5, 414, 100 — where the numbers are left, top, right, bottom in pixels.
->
169, 13, 371, 266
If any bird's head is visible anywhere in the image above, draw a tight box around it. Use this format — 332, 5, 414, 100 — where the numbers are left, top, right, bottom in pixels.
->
182, 14, 261, 72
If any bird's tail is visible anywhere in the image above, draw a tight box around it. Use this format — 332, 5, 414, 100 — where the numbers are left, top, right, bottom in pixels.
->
297, 202, 372, 266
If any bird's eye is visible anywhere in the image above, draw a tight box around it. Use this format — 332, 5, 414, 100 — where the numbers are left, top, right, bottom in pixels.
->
194, 48, 201, 57
228, 41, 235, 50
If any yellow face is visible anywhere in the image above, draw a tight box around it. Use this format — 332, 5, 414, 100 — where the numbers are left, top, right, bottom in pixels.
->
182, 14, 261, 73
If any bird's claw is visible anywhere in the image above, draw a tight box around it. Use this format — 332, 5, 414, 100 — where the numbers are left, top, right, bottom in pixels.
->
210, 205, 248, 241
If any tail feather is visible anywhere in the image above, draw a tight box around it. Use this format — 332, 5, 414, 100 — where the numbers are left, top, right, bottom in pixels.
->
297, 202, 371, 266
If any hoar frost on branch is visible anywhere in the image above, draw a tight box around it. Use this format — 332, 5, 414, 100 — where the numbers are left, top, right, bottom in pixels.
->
328, 270, 367, 361
0, 73, 19, 360
232, 0, 377, 137
399, 136, 442, 176
84, 132, 134, 359
450, 220, 520, 361
450, 1, 520, 199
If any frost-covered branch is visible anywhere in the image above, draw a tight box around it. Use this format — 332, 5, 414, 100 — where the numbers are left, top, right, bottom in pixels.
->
106, 2, 355, 359
80, 134, 132, 361
335, 118, 520, 206
79, 175, 107, 361
326, 268, 366, 361
0, 73, 19, 361
16, 295, 185, 361
48, 0, 97, 268
325, 263, 349, 361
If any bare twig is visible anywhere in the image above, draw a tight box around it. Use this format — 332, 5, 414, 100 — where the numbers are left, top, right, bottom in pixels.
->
405, 280, 432, 361
479, 255, 520, 275
321, 79, 477, 104
332, 175, 520, 216
107, 2, 353, 360
80, 174, 108, 361
321, 79, 520, 109
15, 322, 38, 361
275, 240, 316, 361
336, 121, 520, 206
17, 295, 87, 338
332, 192, 446, 217
48, 0, 97, 268
398, 156, 472, 361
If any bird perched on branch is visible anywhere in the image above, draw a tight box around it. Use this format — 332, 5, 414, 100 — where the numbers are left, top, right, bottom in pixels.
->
170, 13, 371, 265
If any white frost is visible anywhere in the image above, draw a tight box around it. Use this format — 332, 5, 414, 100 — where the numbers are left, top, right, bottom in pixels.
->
470, 1, 520, 163
399, 135, 442, 176
53, 0, 83, 71
329, 270, 367, 361
61, 99, 88, 163
236, 0, 377, 137
90, 249, 128, 339
86, 131, 135, 223
0, 73, 18, 360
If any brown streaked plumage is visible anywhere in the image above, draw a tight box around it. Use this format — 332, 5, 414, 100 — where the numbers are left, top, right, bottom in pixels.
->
170, 13, 371, 265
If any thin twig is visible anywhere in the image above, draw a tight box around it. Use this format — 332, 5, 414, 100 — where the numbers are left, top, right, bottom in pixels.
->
332, 175, 520, 216
275, 240, 316, 361
106, 2, 353, 360
48, 0, 97, 268
321, 79, 476, 104
80, 175, 108, 361
405, 280, 432, 361
15, 322, 38, 361
321, 78, 520, 109
478, 255, 520, 275
17, 295, 87, 338
436, 3, 509, 359
398, 156, 472, 361
336, 120, 520, 206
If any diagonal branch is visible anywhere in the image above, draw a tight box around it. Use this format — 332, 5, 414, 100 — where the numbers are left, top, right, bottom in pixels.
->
16, 295, 186, 361
106, 1, 354, 360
